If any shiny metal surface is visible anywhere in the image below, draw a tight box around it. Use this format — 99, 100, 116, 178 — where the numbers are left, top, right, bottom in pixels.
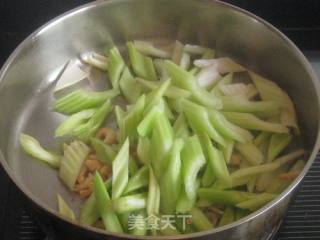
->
0, 0, 319, 239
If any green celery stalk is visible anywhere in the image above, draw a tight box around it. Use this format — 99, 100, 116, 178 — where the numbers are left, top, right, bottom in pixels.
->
218, 207, 234, 227
236, 193, 276, 211
235, 142, 263, 165
221, 95, 280, 115
53, 89, 119, 115
150, 113, 174, 177
211, 175, 251, 190
57, 194, 76, 220
223, 112, 289, 134
181, 136, 206, 200
184, 44, 214, 55
201, 134, 231, 185
172, 40, 184, 65
72, 101, 113, 142
144, 79, 171, 113
127, 42, 157, 81
220, 139, 234, 164
129, 210, 147, 236
267, 133, 292, 162
160, 138, 184, 214
115, 105, 126, 128
176, 183, 198, 213
20, 133, 61, 168
93, 173, 123, 233
181, 99, 226, 147
121, 95, 145, 142
119, 212, 129, 233
191, 207, 214, 231
230, 149, 304, 179
147, 166, 160, 215
163, 60, 222, 109
137, 137, 150, 165
137, 104, 162, 137
119, 67, 141, 103
210, 73, 233, 96
154, 59, 169, 80
201, 164, 216, 187
55, 108, 96, 137
133, 40, 171, 58
197, 189, 253, 206
112, 193, 147, 214
249, 71, 299, 134
107, 46, 125, 89
136, 77, 191, 99
173, 113, 190, 139
123, 166, 149, 195
112, 138, 129, 199
254, 132, 271, 147
208, 109, 253, 143
90, 137, 116, 164
247, 176, 257, 193
59, 141, 90, 190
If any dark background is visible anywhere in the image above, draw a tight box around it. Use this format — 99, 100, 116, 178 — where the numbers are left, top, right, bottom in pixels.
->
0, 0, 320, 239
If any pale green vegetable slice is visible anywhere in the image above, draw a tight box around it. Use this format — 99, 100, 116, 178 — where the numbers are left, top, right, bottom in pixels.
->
133, 40, 171, 58
173, 113, 190, 139
147, 166, 160, 215
191, 207, 213, 231
112, 193, 147, 214
123, 166, 149, 195
57, 194, 76, 220
119, 67, 141, 103
107, 46, 125, 89
235, 142, 264, 166
267, 133, 292, 162
218, 207, 234, 227
236, 193, 277, 211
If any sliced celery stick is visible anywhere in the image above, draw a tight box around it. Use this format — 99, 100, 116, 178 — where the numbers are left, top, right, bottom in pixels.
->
53, 89, 118, 115
162, 99, 175, 120
73, 101, 113, 141
114, 105, 126, 132
133, 40, 171, 58
154, 59, 169, 80
20, 133, 61, 168
196, 65, 221, 88
236, 193, 276, 211
218, 207, 234, 227
191, 207, 213, 231
137, 137, 150, 165
55, 108, 96, 137
94, 173, 123, 233
223, 112, 289, 134
173, 113, 190, 139
144, 79, 171, 113
201, 164, 215, 187
150, 113, 174, 178
119, 67, 141, 103
59, 140, 90, 190
79, 193, 98, 226
176, 183, 198, 213
160, 138, 184, 214
180, 52, 191, 70
220, 139, 234, 164
255, 168, 284, 192
230, 149, 304, 179
123, 166, 149, 194
81, 52, 108, 71
112, 138, 129, 199
129, 210, 147, 236
267, 133, 292, 162
147, 166, 160, 215
249, 71, 299, 133
181, 136, 206, 200
184, 44, 213, 55
208, 109, 253, 143
181, 99, 226, 147
219, 83, 258, 99
194, 57, 245, 74
211, 73, 233, 96
122, 94, 145, 142
235, 142, 263, 165
221, 96, 280, 115
163, 60, 222, 109
197, 189, 253, 206
112, 193, 147, 214
91, 137, 116, 164
107, 46, 125, 89
254, 132, 271, 147
247, 176, 257, 193
137, 78, 191, 99
172, 40, 184, 65
137, 104, 162, 137
201, 134, 231, 185
127, 42, 157, 81
212, 175, 251, 190
57, 194, 76, 220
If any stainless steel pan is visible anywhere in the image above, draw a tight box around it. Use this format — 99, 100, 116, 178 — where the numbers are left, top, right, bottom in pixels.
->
0, 0, 320, 239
